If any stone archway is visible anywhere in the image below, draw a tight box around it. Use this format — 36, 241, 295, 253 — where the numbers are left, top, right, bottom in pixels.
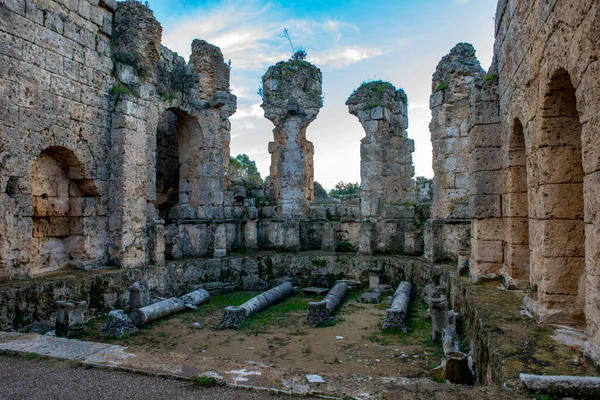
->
503, 118, 530, 289
531, 69, 585, 324
31, 147, 99, 275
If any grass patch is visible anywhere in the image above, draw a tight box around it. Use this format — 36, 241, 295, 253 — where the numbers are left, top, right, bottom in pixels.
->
336, 241, 357, 253
111, 84, 138, 97
436, 81, 447, 91
194, 375, 224, 387
240, 295, 317, 333
315, 317, 345, 328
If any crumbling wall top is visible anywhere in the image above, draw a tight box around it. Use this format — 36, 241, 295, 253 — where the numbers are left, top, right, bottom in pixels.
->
346, 81, 408, 134
261, 60, 323, 125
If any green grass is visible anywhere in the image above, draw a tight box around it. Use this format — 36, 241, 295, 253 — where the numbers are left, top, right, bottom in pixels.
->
111, 84, 138, 97
194, 375, 224, 387
436, 81, 447, 91
240, 294, 317, 333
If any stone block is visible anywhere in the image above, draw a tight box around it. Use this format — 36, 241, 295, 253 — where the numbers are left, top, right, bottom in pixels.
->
358, 292, 381, 304
539, 257, 585, 296
531, 219, 585, 258
536, 146, 583, 185
470, 194, 502, 218
501, 192, 528, 217
471, 147, 501, 172
469, 259, 502, 281
469, 123, 501, 148
470, 239, 503, 263
503, 217, 529, 244
472, 218, 503, 241
471, 170, 502, 195
537, 183, 583, 220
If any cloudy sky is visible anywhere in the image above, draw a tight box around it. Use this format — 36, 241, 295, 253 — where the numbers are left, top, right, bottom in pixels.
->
146, 0, 497, 190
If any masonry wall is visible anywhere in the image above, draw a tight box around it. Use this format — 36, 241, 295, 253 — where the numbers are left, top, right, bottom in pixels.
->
0, 0, 116, 280
482, 0, 600, 363
425, 43, 484, 262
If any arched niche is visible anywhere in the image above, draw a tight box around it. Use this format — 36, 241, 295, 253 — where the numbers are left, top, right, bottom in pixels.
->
31, 147, 100, 275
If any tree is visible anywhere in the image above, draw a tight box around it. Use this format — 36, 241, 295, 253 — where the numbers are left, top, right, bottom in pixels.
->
329, 181, 360, 197
229, 154, 262, 184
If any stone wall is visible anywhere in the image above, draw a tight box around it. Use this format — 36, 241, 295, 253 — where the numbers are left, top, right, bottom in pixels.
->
0, 0, 116, 280
425, 43, 484, 262
0, 253, 435, 331
468, 0, 600, 364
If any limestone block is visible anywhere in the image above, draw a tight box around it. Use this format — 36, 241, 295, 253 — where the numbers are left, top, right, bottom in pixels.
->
501, 192, 528, 217
244, 220, 258, 250
470, 194, 502, 219
504, 217, 529, 245
213, 224, 227, 258
506, 147, 527, 168
537, 183, 583, 220
469, 259, 502, 281
472, 218, 503, 241
539, 256, 585, 296
536, 146, 583, 185
471, 239, 503, 263
503, 243, 530, 279
471, 170, 502, 195
178, 224, 209, 257
531, 219, 585, 258
471, 147, 501, 172
503, 166, 528, 193
469, 124, 501, 148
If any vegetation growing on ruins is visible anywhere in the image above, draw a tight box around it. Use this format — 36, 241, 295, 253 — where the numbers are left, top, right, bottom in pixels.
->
483, 72, 498, 82
436, 81, 448, 90
228, 154, 263, 184
329, 181, 360, 197
111, 84, 138, 98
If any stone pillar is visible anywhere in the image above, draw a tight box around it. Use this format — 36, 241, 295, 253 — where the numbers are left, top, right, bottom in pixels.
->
468, 66, 503, 282
55, 300, 87, 337
213, 223, 227, 257
244, 220, 258, 251
128, 282, 149, 309
109, 2, 162, 267
346, 81, 415, 220
430, 297, 449, 343
261, 59, 323, 218
427, 43, 485, 261
148, 220, 165, 266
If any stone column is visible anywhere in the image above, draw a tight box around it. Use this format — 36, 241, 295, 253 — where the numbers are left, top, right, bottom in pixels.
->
346, 81, 415, 220
427, 43, 485, 261
109, 1, 162, 267
467, 63, 504, 282
261, 60, 323, 218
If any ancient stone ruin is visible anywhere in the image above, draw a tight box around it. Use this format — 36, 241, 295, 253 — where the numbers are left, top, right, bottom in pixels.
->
2, 0, 600, 398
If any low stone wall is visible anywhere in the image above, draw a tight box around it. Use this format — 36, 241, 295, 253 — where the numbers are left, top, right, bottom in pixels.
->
0, 252, 437, 331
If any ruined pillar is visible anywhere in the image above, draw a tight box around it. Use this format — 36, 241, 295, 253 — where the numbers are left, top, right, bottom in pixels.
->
346, 81, 415, 220
109, 1, 162, 267
261, 60, 323, 218
468, 62, 504, 282
426, 43, 485, 261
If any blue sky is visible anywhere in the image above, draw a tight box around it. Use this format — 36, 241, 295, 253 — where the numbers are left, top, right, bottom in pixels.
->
146, 0, 498, 189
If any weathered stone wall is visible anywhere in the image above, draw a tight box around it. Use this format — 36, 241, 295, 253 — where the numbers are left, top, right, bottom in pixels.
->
473, 0, 600, 364
467, 64, 504, 283
0, 0, 116, 280
426, 43, 484, 262
0, 252, 435, 331
0, 0, 238, 279
346, 81, 415, 220
261, 59, 322, 218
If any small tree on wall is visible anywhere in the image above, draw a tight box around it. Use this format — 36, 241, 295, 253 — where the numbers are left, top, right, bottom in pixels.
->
229, 154, 263, 184
329, 181, 360, 197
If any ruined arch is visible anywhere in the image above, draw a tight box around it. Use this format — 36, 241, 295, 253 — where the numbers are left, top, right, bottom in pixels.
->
531, 69, 585, 324
31, 147, 99, 275
155, 108, 203, 222
503, 118, 530, 288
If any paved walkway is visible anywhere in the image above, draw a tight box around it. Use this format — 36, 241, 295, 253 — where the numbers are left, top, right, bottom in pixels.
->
0, 355, 311, 400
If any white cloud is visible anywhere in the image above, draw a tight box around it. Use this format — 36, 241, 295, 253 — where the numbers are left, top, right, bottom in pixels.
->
230, 103, 263, 120
311, 46, 384, 70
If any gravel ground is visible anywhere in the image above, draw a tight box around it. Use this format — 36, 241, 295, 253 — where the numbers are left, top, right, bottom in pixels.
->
0, 355, 316, 400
